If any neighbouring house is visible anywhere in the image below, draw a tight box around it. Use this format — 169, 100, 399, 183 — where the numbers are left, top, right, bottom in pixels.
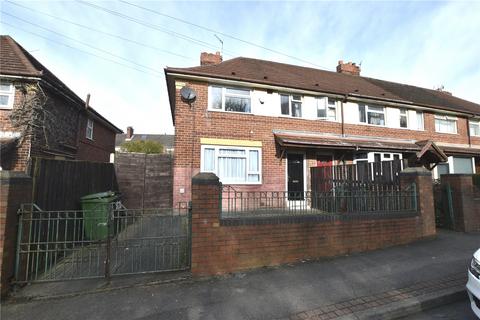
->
165, 52, 480, 205
0, 35, 122, 171
115, 126, 174, 154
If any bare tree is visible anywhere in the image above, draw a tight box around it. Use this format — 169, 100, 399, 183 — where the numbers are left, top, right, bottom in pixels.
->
9, 83, 57, 148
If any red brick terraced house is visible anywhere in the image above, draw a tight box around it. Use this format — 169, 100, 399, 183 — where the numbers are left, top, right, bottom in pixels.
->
0, 35, 122, 171
165, 52, 480, 205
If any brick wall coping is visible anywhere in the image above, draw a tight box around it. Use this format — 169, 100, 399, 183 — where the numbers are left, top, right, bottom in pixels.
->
220, 211, 418, 226
441, 174, 476, 177
0, 171, 31, 185
399, 167, 432, 177
192, 172, 220, 185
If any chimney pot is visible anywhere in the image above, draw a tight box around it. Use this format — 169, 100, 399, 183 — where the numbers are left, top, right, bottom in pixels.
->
200, 52, 223, 66
126, 126, 134, 139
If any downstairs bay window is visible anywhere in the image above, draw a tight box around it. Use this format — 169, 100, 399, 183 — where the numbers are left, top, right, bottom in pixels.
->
201, 145, 261, 184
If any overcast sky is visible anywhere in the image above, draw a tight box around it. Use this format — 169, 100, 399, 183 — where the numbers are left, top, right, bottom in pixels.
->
1, 1, 479, 134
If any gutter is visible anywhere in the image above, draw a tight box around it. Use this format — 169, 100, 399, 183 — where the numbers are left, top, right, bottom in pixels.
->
0, 74, 41, 81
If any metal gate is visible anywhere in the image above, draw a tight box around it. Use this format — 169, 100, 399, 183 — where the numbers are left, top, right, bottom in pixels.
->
14, 203, 191, 283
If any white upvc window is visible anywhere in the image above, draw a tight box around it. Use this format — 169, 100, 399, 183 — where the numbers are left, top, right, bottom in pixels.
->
434, 114, 457, 134
0, 80, 15, 109
209, 86, 251, 113
358, 104, 385, 126
317, 97, 336, 121
280, 94, 302, 118
86, 119, 94, 140
399, 108, 408, 128
470, 120, 480, 136
416, 111, 424, 130
201, 145, 262, 184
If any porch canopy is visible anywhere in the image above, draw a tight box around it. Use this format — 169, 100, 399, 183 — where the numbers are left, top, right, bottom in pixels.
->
273, 130, 455, 168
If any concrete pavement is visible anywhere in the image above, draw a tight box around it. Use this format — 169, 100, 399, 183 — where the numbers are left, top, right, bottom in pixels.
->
2, 230, 479, 320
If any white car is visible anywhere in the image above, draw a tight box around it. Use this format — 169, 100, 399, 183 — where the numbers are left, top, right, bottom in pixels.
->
467, 248, 480, 318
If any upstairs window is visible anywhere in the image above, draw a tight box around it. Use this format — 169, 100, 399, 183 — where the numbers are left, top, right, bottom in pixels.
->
317, 97, 336, 121
470, 120, 480, 136
435, 115, 457, 134
0, 81, 14, 109
399, 108, 408, 128
359, 104, 385, 126
209, 86, 251, 113
280, 94, 302, 118
86, 119, 94, 140
416, 111, 424, 130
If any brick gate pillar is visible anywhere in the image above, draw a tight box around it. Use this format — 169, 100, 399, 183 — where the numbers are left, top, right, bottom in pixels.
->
399, 167, 436, 238
190, 172, 221, 276
440, 174, 480, 233
0, 171, 32, 298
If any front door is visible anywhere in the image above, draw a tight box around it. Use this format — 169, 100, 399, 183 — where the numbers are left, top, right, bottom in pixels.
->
287, 153, 304, 200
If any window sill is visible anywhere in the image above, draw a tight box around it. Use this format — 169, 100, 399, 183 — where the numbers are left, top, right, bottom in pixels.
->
0, 106, 13, 110
348, 122, 427, 131
278, 115, 306, 120
222, 181, 262, 185
317, 118, 338, 122
434, 131, 458, 135
208, 109, 253, 115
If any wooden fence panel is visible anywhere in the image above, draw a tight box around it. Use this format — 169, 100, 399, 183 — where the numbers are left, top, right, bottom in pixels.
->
114, 153, 173, 209
29, 157, 118, 211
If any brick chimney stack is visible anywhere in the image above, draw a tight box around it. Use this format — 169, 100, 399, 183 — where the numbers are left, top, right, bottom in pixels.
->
126, 126, 134, 139
200, 52, 223, 66
336, 60, 361, 76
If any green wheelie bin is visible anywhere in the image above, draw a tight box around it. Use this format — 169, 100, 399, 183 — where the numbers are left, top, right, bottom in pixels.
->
80, 191, 118, 240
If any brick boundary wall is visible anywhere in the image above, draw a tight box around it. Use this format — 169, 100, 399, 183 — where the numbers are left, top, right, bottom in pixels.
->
0, 171, 32, 299
190, 168, 436, 276
440, 174, 480, 233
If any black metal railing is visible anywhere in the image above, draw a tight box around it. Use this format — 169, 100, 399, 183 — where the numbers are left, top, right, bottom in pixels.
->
311, 159, 405, 194
221, 184, 417, 218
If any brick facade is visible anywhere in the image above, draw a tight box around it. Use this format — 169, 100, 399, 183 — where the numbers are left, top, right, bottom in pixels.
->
440, 174, 480, 232
190, 170, 435, 276
172, 80, 480, 205
0, 171, 32, 298
77, 112, 117, 163
0, 81, 119, 171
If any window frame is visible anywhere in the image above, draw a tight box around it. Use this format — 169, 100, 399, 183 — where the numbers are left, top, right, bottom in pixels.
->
280, 94, 303, 118
469, 120, 480, 136
208, 85, 252, 114
399, 108, 408, 128
358, 104, 386, 126
317, 97, 337, 121
434, 114, 457, 134
416, 111, 424, 130
86, 119, 94, 140
0, 81, 15, 109
200, 144, 262, 185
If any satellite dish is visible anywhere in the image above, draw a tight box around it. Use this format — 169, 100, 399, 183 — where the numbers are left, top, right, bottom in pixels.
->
180, 86, 197, 103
